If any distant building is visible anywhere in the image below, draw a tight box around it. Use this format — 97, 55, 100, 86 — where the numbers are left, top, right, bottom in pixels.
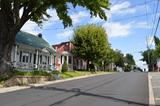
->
11, 31, 56, 71
52, 42, 87, 71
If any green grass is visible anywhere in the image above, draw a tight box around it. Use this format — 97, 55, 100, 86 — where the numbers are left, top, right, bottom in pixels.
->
13, 70, 52, 76
60, 71, 108, 79
0, 70, 113, 87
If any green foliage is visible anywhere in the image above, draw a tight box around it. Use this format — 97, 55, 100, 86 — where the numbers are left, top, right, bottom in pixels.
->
72, 24, 110, 67
141, 49, 157, 71
154, 36, 160, 47
13, 70, 51, 76
113, 50, 125, 67
0, 0, 110, 28
123, 53, 135, 71
51, 71, 60, 75
103, 48, 116, 65
125, 54, 135, 65
60, 71, 107, 79
61, 60, 68, 73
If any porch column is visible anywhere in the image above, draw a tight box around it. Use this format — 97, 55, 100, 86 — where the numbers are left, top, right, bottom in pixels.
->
71, 56, 73, 70
35, 50, 38, 68
50, 55, 53, 66
13, 45, 17, 67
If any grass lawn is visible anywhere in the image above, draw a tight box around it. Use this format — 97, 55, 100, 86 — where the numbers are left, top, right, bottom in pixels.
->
60, 71, 110, 79
0, 70, 113, 87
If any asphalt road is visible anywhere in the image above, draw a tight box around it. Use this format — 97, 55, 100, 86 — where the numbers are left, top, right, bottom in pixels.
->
0, 72, 149, 106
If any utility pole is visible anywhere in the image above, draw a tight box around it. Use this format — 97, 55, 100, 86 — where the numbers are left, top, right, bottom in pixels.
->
146, 36, 151, 71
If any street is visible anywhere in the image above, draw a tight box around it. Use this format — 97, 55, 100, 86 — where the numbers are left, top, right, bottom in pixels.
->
0, 73, 149, 106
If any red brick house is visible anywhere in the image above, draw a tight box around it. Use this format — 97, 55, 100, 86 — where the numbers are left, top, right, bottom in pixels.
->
52, 42, 87, 71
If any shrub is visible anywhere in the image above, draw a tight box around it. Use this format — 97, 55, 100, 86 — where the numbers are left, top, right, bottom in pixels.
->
51, 71, 60, 75
61, 60, 68, 73
13, 70, 51, 76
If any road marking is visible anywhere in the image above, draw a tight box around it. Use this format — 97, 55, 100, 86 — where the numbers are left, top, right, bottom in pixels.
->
148, 73, 155, 106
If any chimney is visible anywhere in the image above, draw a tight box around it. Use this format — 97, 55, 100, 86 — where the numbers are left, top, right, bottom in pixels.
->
38, 33, 42, 38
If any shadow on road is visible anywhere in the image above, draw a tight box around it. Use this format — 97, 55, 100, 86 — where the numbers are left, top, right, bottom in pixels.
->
31, 86, 151, 106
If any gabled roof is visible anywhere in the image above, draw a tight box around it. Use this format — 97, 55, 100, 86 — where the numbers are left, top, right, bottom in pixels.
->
16, 31, 56, 53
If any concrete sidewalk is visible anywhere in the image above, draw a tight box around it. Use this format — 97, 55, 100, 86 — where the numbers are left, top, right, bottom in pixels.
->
0, 72, 109, 94
149, 72, 160, 106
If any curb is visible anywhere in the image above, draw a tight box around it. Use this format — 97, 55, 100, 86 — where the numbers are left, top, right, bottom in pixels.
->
30, 72, 110, 87
0, 73, 110, 94
148, 73, 155, 106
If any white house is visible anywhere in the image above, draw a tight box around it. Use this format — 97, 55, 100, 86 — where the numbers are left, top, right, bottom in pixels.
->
11, 31, 56, 71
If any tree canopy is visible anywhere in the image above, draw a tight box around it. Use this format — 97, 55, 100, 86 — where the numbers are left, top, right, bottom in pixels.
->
125, 54, 135, 65
71, 24, 110, 69
141, 49, 157, 71
113, 50, 125, 68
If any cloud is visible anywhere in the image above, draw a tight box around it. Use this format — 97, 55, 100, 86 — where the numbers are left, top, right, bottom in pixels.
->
103, 22, 132, 37
89, 1, 137, 24
71, 11, 89, 24
135, 21, 151, 29
110, 1, 136, 15
21, 21, 41, 35
56, 29, 73, 39
21, 9, 59, 34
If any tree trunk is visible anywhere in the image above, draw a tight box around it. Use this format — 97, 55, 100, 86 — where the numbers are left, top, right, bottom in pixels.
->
0, 11, 18, 77
0, 30, 17, 76
87, 60, 90, 71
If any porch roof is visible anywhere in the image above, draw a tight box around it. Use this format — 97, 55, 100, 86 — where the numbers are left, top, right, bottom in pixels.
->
16, 31, 56, 53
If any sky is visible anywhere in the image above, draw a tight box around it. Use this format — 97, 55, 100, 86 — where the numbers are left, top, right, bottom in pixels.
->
21, 0, 159, 70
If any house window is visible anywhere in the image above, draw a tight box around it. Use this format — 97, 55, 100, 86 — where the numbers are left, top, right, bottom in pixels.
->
19, 51, 22, 62
30, 53, 32, 63
48, 56, 50, 65
22, 56, 25, 62
26, 56, 28, 63
69, 56, 72, 64
33, 53, 36, 64
22, 53, 29, 63
53, 56, 56, 66
40, 55, 42, 64
61, 55, 63, 64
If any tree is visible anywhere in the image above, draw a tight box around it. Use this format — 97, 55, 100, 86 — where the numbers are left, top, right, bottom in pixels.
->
113, 50, 125, 68
154, 36, 160, 47
125, 54, 135, 65
0, 0, 110, 76
71, 24, 110, 70
141, 49, 157, 71
102, 48, 115, 70
124, 53, 135, 72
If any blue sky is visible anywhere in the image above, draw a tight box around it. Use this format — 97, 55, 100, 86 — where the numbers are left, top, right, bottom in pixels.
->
21, 0, 159, 69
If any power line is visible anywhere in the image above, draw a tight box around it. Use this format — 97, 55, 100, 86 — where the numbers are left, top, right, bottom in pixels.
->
150, 0, 160, 36
149, 0, 160, 48
145, 0, 149, 40
26, 0, 155, 26
111, 0, 154, 11
153, 17, 160, 36
27, 11, 160, 31
111, 11, 159, 22
24, 1, 157, 31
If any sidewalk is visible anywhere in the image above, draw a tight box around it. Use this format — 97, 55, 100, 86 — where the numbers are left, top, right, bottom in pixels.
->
149, 72, 160, 106
0, 72, 109, 94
